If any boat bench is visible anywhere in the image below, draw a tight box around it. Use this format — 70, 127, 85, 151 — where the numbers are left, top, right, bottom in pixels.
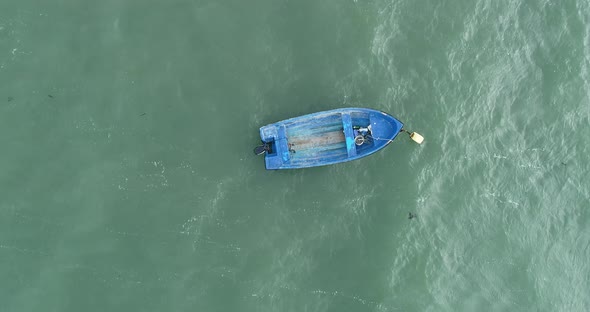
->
341, 113, 357, 157
277, 125, 290, 162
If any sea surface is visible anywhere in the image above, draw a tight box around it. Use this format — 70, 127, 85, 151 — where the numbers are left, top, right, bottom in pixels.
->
1, 0, 589, 311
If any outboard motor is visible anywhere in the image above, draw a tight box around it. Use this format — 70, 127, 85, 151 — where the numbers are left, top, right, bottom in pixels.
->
253, 142, 272, 155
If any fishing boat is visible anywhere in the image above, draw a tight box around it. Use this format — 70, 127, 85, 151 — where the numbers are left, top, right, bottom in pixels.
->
253, 108, 423, 169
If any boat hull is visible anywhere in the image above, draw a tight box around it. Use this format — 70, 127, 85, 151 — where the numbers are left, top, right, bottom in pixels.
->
258, 108, 403, 169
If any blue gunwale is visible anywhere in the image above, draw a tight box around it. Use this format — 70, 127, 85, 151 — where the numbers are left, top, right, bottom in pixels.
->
259, 108, 403, 169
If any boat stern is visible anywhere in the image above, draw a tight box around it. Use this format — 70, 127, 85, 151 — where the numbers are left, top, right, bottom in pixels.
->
259, 124, 289, 169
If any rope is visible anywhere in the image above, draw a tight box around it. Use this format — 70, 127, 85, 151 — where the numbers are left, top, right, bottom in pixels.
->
370, 136, 392, 142
368, 128, 410, 143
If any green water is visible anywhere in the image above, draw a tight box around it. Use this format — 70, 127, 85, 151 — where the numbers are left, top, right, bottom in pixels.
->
1, 0, 589, 311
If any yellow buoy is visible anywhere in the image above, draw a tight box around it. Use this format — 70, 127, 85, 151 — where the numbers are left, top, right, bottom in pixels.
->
410, 132, 424, 144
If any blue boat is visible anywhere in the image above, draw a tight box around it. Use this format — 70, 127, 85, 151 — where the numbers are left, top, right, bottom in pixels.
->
254, 108, 407, 170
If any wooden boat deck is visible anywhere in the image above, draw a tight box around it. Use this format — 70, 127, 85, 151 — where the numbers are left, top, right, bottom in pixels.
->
288, 130, 345, 152
283, 114, 348, 165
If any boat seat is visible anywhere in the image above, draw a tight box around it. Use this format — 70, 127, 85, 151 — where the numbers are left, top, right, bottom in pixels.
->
341, 113, 357, 157
277, 125, 290, 163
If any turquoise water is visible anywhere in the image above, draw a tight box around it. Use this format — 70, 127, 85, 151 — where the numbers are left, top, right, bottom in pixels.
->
1, 0, 589, 311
